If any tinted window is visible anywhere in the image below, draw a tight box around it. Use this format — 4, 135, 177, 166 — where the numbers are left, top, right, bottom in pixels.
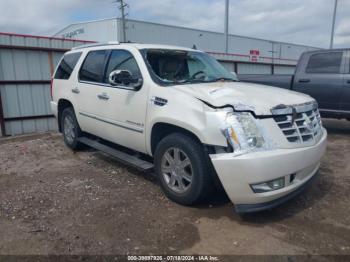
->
104, 50, 142, 84
306, 52, 342, 74
54, 52, 82, 80
79, 50, 108, 82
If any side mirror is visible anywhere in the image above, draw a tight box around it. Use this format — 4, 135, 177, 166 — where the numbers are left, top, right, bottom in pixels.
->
108, 70, 143, 90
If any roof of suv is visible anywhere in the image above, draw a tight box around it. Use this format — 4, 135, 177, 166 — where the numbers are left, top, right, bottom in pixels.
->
72, 42, 196, 52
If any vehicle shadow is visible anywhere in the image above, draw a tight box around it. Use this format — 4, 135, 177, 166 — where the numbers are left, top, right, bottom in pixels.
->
322, 119, 350, 135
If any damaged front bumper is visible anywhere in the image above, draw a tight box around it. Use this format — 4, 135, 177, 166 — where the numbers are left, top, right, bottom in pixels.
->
209, 128, 327, 213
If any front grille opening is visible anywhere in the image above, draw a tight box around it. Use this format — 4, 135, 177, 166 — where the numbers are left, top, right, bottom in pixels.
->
278, 122, 293, 129
283, 129, 297, 136
302, 134, 313, 141
287, 136, 300, 143
296, 120, 305, 126
274, 115, 288, 122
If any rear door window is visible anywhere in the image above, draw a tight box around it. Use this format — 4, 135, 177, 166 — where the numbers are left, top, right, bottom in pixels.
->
306, 52, 343, 74
54, 52, 82, 80
79, 50, 109, 83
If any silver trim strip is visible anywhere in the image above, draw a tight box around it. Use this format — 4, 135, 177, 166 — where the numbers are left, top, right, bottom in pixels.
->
319, 108, 350, 113
79, 80, 137, 91
79, 112, 143, 133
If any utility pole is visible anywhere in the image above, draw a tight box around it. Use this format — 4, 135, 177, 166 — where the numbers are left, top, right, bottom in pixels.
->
224, 0, 229, 53
330, 0, 338, 49
115, 0, 128, 42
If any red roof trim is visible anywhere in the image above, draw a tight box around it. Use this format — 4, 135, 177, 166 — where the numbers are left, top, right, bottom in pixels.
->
0, 32, 96, 43
208, 51, 250, 58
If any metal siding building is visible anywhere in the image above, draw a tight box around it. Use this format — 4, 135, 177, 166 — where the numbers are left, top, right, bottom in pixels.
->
55, 18, 320, 73
0, 33, 93, 136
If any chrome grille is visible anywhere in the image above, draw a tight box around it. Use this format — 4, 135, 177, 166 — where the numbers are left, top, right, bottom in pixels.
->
272, 103, 323, 144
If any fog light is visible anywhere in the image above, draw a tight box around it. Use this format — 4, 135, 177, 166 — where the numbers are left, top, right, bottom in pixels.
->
251, 177, 285, 193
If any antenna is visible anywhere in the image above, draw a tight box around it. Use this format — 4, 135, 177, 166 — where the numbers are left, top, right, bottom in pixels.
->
114, 0, 129, 42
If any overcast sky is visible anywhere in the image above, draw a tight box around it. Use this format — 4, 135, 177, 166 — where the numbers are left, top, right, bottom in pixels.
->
0, 0, 349, 48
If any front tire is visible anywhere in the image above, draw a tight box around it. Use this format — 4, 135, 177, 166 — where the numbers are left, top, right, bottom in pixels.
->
61, 107, 82, 150
154, 133, 214, 205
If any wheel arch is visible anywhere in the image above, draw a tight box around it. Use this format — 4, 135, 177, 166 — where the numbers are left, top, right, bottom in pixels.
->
57, 99, 74, 132
150, 122, 204, 156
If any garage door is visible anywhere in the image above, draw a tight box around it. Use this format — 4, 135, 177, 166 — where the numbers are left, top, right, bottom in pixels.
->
219, 61, 235, 72
237, 63, 271, 74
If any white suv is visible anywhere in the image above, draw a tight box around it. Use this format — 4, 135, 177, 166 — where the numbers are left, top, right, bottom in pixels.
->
50, 43, 327, 213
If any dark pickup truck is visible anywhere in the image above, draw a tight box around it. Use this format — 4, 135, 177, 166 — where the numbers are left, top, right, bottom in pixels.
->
239, 49, 350, 120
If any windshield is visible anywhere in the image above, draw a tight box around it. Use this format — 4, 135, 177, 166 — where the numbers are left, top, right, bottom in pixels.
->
141, 49, 238, 86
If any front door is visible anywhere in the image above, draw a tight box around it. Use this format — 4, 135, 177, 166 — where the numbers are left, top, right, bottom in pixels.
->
94, 49, 148, 153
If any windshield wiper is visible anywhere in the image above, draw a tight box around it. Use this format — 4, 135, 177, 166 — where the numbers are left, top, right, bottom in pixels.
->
208, 77, 236, 82
173, 78, 207, 85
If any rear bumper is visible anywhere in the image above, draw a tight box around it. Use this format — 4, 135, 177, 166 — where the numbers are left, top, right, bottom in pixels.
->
210, 128, 327, 212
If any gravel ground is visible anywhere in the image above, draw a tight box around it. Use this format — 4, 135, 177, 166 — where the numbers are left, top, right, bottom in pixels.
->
0, 119, 349, 256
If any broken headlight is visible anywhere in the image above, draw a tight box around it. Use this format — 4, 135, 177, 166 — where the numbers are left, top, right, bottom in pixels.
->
222, 112, 273, 154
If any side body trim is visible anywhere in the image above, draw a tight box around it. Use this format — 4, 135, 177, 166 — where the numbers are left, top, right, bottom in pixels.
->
79, 112, 143, 133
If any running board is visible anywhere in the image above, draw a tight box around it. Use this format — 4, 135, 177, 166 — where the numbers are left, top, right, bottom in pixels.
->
78, 137, 154, 172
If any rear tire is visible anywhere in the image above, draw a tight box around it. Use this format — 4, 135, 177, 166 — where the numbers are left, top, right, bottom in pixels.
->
154, 133, 214, 205
61, 107, 82, 150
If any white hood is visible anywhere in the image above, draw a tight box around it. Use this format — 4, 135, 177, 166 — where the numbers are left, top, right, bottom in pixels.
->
174, 81, 314, 115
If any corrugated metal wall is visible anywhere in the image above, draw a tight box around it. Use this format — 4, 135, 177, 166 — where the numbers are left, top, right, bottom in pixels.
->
0, 33, 93, 136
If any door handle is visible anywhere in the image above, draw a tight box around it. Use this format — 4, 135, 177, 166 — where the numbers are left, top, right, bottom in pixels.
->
71, 88, 80, 94
298, 79, 310, 83
347, 80, 350, 84
97, 93, 109, 100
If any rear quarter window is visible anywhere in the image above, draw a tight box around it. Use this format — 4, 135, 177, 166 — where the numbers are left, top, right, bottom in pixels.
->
54, 52, 82, 80
305, 52, 343, 74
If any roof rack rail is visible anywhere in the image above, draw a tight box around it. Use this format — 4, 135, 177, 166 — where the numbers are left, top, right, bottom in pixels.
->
72, 41, 120, 50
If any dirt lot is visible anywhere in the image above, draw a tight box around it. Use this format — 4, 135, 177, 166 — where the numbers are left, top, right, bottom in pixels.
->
0, 119, 349, 256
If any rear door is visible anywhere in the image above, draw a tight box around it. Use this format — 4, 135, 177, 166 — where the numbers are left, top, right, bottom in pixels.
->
340, 50, 350, 114
293, 51, 345, 111
76, 48, 148, 153
75, 49, 110, 136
